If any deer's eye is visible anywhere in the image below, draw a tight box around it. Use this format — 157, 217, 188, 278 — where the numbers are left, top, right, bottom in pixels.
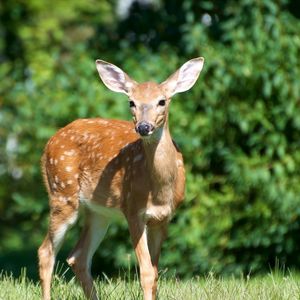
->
158, 99, 166, 106
129, 101, 136, 108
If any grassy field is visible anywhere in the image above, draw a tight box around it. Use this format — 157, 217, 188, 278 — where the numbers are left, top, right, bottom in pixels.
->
1, 269, 300, 300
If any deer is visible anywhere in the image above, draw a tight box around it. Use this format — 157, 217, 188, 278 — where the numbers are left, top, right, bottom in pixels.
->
38, 57, 204, 300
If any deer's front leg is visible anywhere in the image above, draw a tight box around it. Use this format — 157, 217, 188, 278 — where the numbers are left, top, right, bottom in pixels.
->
147, 223, 167, 275
128, 218, 157, 300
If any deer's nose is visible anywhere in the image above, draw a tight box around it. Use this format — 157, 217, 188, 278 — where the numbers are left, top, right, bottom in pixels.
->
136, 122, 154, 136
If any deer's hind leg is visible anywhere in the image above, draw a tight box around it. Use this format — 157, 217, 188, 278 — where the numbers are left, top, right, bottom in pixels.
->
67, 210, 110, 300
38, 194, 79, 300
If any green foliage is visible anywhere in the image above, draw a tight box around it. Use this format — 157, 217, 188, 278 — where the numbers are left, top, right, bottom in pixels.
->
1, 0, 300, 278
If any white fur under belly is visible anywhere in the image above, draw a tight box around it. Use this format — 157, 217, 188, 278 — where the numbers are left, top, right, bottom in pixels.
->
80, 194, 124, 221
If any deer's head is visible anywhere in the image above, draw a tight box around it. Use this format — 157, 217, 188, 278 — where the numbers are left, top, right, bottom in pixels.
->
96, 58, 204, 139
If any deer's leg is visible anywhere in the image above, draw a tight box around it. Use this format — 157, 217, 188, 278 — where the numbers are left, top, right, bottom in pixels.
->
128, 218, 157, 300
38, 196, 78, 300
147, 223, 168, 297
67, 211, 109, 300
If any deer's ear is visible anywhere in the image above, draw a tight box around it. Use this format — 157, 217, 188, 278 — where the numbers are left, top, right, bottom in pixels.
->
161, 57, 204, 98
96, 60, 137, 95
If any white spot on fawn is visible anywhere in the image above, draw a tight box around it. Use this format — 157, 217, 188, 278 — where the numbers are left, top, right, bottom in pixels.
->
66, 166, 73, 172
60, 155, 65, 161
64, 150, 75, 156
58, 196, 66, 202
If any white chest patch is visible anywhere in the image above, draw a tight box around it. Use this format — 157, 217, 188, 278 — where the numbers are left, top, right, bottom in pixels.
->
140, 205, 173, 224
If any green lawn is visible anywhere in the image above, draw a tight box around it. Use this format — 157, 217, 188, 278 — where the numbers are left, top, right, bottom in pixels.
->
1, 269, 300, 300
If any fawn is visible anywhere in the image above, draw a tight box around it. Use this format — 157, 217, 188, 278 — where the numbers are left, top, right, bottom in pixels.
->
38, 57, 204, 300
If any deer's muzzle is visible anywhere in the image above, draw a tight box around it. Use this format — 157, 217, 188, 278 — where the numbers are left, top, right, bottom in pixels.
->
136, 122, 154, 136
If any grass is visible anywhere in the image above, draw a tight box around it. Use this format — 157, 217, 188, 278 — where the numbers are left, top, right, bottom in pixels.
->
1, 268, 300, 300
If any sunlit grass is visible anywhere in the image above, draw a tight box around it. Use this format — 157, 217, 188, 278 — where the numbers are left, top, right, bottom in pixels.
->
1, 268, 300, 300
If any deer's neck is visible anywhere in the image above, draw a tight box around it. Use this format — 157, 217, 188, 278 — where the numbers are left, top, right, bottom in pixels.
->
142, 124, 177, 185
